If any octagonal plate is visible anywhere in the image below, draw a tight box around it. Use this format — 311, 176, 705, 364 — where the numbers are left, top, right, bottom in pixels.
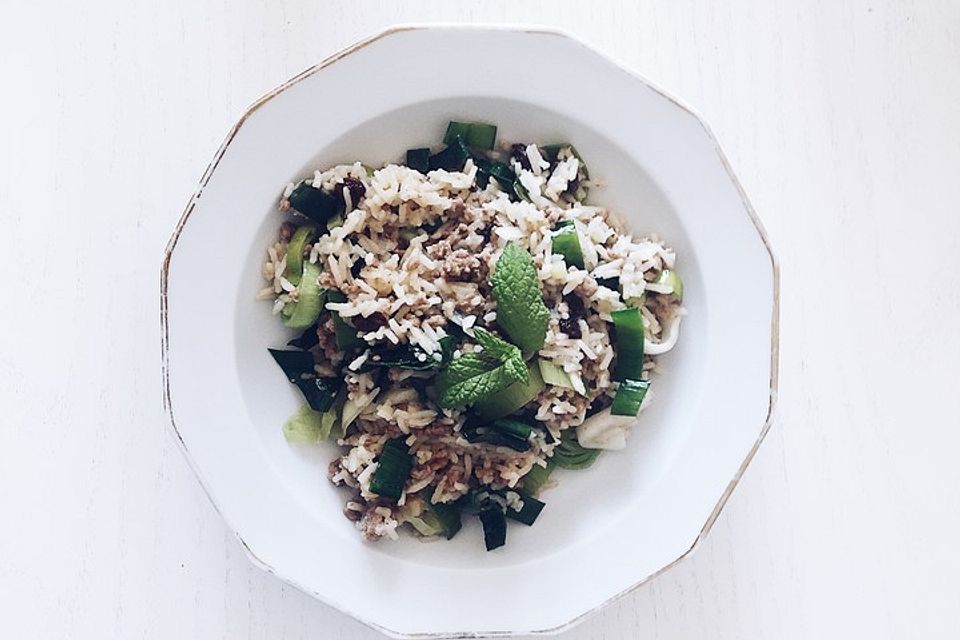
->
162, 25, 778, 638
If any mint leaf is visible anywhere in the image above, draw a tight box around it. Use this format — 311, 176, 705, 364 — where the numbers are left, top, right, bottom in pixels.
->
491, 243, 550, 355
473, 327, 522, 363
437, 353, 527, 408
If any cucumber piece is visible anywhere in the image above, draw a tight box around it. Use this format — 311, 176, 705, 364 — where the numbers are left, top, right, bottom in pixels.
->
370, 438, 413, 501
283, 262, 325, 329
551, 221, 585, 269
474, 361, 545, 420
284, 225, 317, 286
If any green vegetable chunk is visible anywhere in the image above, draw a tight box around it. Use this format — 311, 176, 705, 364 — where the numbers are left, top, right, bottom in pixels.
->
427, 500, 462, 540
551, 220, 585, 269
552, 434, 601, 469
491, 243, 550, 356
325, 290, 364, 351
428, 136, 471, 171
370, 438, 413, 501
522, 462, 554, 495
282, 404, 336, 443
538, 359, 573, 390
405, 148, 431, 173
443, 121, 497, 150
284, 225, 317, 286
610, 307, 645, 381
656, 269, 684, 302
478, 508, 507, 551
611, 379, 650, 416
473, 360, 545, 420
283, 262, 325, 329
505, 491, 545, 526
287, 182, 341, 226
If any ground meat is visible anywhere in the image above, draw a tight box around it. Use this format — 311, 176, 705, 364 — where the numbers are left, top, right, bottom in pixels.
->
316, 318, 340, 364
441, 248, 483, 282
426, 239, 452, 261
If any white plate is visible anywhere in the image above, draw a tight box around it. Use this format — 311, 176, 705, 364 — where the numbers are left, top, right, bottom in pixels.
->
161, 25, 778, 638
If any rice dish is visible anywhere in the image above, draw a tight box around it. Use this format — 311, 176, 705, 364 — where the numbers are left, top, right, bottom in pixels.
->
260, 121, 685, 549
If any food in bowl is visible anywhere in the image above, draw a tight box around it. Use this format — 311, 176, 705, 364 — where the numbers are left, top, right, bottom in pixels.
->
259, 121, 684, 550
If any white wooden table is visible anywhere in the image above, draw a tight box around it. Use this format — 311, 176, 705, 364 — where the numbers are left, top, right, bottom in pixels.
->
3, 1, 959, 638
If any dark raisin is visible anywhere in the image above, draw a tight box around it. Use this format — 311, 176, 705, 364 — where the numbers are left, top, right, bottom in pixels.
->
509, 143, 532, 171
560, 294, 586, 338
336, 176, 366, 208
351, 312, 388, 333
350, 260, 364, 279
564, 293, 586, 317
559, 316, 581, 339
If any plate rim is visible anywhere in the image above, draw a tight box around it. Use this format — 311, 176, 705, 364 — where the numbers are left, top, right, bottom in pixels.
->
160, 23, 780, 639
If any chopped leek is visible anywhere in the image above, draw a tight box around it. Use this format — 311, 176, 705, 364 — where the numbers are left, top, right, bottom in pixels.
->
405, 147, 430, 173
505, 491, 545, 526
473, 361, 545, 420
282, 404, 334, 443
551, 220, 585, 269
538, 359, 575, 391
283, 262, 325, 329
294, 376, 341, 413
428, 136, 471, 172
325, 290, 364, 351
369, 438, 413, 501
522, 462, 554, 495
427, 500, 462, 540
610, 307, 645, 381
656, 269, 683, 302
287, 182, 341, 226
478, 507, 507, 551
552, 433, 601, 469
284, 225, 317, 286
443, 121, 497, 150
611, 379, 650, 416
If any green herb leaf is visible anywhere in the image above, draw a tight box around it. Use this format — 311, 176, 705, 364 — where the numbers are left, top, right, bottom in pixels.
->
436, 353, 526, 408
491, 243, 550, 356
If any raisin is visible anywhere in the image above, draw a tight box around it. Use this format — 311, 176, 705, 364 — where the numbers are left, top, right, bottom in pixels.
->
559, 316, 581, 339
336, 176, 366, 208
510, 143, 532, 171
352, 312, 388, 332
